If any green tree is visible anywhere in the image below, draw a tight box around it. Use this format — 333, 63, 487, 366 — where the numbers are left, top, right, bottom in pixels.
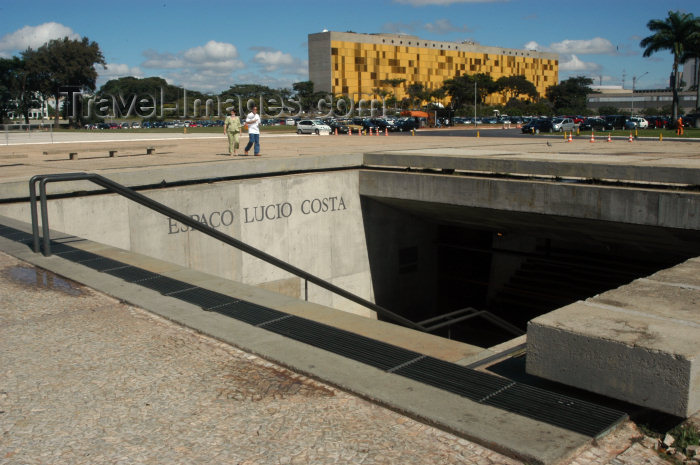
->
546, 76, 593, 114
442, 73, 496, 110
640, 10, 699, 121
292, 80, 315, 112
406, 83, 428, 109
0, 56, 41, 124
380, 78, 406, 111
0, 57, 20, 122
24, 37, 105, 127
597, 105, 620, 116
495, 75, 538, 102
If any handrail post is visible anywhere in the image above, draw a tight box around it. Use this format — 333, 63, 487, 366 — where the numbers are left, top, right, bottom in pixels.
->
29, 175, 42, 253
39, 178, 51, 256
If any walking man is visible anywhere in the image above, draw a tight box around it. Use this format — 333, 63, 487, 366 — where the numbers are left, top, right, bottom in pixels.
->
244, 106, 261, 156
224, 109, 241, 155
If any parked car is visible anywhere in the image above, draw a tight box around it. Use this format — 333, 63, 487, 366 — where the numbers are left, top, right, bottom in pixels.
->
604, 115, 628, 130
645, 116, 669, 129
327, 119, 349, 134
394, 117, 419, 132
521, 118, 554, 133
296, 119, 331, 134
579, 117, 613, 131
551, 117, 575, 132
624, 116, 649, 129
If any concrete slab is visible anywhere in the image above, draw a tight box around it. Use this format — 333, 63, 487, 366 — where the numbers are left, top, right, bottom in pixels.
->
527, 257, 700, 417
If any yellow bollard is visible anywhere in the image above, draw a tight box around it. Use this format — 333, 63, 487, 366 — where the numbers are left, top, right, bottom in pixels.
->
659, 132, 663, 142
411, 129, 415, 136
184, 127, 187, 134
477, 131, 480, 138
576, 127, 580, 136
635, 128, 638, 139
563, 131, 567, 140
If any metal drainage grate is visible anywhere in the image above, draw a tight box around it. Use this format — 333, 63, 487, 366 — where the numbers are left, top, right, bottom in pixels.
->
264, 316, 422, 371
0, 227, 34, 242
393, 356, 513, 402
166, 287, 238, 310
212, 301, 289, 326
138, 276, 195, 295
481, 382, 625, 437
104, 266, 161, 283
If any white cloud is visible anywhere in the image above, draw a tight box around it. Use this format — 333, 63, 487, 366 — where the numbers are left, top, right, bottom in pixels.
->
139, 40, 246, 92
559, 54, 601, 72
99, 63, 143, 79
0, 22, 80, 57
523, 38, 615, 55
142, 41, 244, 72
549, 38, 615, 55
423, 19, 470, 34
253, 50, 307, 75
382, 21, 420, 34
141, 49, 185, 69
394, 0, 505, 5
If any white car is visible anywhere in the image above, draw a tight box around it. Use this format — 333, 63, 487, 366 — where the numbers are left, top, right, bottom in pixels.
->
296, 120, 331, 134
551, 117, 575, 132
625, 116, 649, 129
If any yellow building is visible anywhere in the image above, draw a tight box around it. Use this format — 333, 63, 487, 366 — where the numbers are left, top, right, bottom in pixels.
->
308, 31, 558, 106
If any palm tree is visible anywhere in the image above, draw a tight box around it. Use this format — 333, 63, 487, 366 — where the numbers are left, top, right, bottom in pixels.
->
640, 11, 699, 121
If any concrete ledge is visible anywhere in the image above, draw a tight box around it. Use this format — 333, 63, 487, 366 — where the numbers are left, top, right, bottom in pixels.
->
526, 257, 700, 417
363, 151, 700, 185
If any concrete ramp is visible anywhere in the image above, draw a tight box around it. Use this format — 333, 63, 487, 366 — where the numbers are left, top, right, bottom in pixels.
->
527, 257, 700, 418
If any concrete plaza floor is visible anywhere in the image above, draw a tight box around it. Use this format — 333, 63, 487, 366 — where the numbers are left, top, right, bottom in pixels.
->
1, 129, 695, 464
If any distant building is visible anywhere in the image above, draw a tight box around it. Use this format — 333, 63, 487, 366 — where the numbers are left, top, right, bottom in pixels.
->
308, 31, 558, 106
587, 89, 697, 114
682, 57, 698, 90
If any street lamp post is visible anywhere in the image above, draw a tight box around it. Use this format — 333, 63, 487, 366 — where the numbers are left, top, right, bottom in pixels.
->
631, 72, 649, 115
474, 80, 477, 128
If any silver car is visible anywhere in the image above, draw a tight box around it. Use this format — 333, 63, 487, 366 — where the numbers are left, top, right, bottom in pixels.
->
296, 120, 331, 134
551, 117, 575, 132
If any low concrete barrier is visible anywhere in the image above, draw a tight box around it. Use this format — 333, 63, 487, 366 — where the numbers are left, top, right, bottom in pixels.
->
527, 257, 700, 417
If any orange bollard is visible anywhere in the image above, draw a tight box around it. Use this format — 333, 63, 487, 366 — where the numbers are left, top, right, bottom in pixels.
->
385, 127, 388, 136
590, 132, 595, 143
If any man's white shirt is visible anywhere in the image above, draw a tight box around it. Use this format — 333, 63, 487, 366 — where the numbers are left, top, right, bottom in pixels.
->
246, 112, 261, 134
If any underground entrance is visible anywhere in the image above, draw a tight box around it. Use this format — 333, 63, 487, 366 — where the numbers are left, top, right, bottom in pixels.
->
361, 196, 700, 348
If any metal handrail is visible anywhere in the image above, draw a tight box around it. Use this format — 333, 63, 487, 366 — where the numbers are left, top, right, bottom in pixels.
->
28, 172, 425, 331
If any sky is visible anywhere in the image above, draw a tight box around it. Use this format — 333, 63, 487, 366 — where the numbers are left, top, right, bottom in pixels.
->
0, 0, 697, 94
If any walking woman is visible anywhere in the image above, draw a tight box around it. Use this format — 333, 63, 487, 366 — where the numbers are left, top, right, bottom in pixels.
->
224, 109, 242, 155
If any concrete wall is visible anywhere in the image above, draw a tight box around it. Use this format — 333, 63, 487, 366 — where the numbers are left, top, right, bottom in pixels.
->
360, 197, 438, 321
0, 171, 375, 317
